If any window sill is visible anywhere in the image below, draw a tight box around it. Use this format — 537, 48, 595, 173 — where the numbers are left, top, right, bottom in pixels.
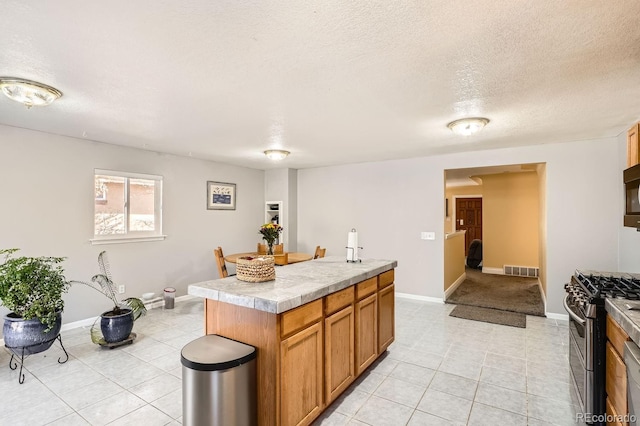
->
90, 235, 167, 245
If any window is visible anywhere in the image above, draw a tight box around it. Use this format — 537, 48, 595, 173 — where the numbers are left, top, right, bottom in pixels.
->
92, 169, 165, 244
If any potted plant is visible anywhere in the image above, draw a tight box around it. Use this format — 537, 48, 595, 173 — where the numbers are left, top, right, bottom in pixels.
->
0, 248, 70, 355
259, 223, 283, 255
72, 251, 146, 345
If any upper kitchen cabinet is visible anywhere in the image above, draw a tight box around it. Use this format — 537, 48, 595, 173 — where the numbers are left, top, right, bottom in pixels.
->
628, 122, 640, 168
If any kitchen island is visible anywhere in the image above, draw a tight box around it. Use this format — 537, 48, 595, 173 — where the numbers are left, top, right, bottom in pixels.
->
188, 256, 397, 426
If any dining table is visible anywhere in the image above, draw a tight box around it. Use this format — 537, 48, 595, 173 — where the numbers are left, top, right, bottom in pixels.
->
224, 252, 313, 264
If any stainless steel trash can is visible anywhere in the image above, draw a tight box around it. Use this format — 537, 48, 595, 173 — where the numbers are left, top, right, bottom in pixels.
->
181, 334, 257, 426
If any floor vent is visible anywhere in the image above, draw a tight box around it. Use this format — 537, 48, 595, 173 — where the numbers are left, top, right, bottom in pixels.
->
504, 265, 539, 278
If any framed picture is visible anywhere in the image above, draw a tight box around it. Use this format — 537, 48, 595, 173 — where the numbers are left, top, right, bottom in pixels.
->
207, 181, 236, 210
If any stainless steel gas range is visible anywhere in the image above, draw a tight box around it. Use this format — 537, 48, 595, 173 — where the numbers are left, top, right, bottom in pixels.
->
564, 271, 640, 425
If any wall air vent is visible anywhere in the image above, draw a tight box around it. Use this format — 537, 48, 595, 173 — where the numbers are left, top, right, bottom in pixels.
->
503, 265, 539, 278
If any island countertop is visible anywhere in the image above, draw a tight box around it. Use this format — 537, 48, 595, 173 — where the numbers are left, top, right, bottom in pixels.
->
188, 256, 397, 314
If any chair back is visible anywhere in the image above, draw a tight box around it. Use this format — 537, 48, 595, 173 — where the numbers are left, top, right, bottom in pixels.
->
257, 243, 284, 254
313, 246, 326, 259
214, 246, 228, 278
274, 253, 289, 266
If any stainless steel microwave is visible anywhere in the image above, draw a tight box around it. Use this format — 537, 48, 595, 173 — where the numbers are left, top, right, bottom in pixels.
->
624, 163, 640, 228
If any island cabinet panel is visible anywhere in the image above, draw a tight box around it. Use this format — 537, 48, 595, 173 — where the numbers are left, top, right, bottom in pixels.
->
378, 283, 395, 353
280, 321, 324, 426
325, 305, 355, 403
355, 292, 378, 376
204, 299, 280, 426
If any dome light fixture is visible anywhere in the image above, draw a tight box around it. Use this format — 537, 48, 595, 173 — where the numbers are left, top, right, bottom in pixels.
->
447, 117, 490, 136
264, 149, 290, 160
0, 77, 63, 109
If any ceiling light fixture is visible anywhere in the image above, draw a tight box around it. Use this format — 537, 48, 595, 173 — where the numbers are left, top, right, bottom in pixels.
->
447, 117, 490, 136
0, 77, 63, 109
264, 149, 290, 160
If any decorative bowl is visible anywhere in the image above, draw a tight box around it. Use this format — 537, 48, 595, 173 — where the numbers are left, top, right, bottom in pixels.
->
141, 292, 155, 300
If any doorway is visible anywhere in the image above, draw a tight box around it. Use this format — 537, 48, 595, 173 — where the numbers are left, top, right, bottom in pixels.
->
455, 197, 482, 256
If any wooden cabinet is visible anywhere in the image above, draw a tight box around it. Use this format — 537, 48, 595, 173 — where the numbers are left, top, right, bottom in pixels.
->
325, 305, 354, 403
355, 292, 378, 376
606, 315, 630, 426
378, 269, 395, 354
281, 322, 323, 426
628, 123, 640, 168
204, 268, 395, 426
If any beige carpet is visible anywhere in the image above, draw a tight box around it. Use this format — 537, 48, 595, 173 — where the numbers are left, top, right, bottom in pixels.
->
449, 305, 526, 328
447, 268, 545, 317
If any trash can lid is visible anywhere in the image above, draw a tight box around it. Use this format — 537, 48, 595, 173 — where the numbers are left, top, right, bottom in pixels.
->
181, 334, 256, 371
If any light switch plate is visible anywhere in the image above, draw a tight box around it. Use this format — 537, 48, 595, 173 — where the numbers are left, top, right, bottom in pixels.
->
425, 232, 436, 240
420, 232, 428, 240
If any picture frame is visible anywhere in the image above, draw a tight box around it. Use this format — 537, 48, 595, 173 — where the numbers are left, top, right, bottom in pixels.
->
207, 181, 236, 210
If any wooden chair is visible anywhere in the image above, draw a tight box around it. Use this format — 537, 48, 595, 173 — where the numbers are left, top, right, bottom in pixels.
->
214, 246, 229, 278
313, 246, 326, 259
274, 253, 289, 266
257, 243, 284, 255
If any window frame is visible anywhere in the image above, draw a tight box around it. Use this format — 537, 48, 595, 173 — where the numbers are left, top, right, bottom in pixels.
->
90, 169, 166, 245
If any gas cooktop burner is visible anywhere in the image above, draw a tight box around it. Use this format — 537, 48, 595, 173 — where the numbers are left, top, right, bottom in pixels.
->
574, 271, 640, 300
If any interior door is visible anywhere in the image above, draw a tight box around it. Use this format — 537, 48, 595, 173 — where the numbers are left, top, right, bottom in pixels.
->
455, 197, 482, 255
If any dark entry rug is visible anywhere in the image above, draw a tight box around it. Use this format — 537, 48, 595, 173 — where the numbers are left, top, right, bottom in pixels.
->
446, 268, 545, 317
449, 305, 526, 328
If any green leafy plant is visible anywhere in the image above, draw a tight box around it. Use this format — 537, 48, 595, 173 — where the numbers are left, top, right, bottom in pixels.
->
0, 248, 70, 331
71, 250, 146, 344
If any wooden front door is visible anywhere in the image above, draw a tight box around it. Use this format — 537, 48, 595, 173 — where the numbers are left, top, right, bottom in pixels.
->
455, 197, 482, 255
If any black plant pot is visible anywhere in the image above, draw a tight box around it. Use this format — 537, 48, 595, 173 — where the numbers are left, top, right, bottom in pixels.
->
3, 311, 62, 355
100, 309, 134, 343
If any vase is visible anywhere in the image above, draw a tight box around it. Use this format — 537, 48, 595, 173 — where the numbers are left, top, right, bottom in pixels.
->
267, 242, 274, 255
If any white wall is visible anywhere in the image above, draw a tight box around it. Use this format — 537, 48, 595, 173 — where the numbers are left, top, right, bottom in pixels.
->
0, 125, 264, 330
298, 137, 620, 315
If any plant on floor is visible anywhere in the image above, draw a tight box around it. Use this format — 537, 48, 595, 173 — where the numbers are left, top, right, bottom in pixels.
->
0, 248, 70, 354
71, 250, 146, 344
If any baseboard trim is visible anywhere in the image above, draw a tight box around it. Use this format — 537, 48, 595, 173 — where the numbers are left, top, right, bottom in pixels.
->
444, 272, 467, 300
481, 267, 504, 275
0, 294, 198, 346
545, 312, 569, 321
396, 292, 444, 304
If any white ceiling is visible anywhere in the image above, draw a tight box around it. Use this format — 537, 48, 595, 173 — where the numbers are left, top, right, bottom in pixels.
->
2, 1, 640, 170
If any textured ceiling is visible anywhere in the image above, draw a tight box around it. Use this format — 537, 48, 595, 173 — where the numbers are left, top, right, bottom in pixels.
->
1, 1, 640, 170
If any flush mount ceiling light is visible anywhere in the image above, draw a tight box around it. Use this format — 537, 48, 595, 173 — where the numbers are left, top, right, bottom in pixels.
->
0, 77, 63, 109
447, 117, 490, 136
264, 149, 290, 160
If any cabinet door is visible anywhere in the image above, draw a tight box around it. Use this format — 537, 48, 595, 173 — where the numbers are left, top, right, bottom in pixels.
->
281, 321, 323, 426
378, 283, 395, 353
605, 341, 627, 422
325, 305, 355, 403
355, 293, 378, 376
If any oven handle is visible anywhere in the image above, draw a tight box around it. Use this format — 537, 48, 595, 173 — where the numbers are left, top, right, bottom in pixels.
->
563, 295, 586, 326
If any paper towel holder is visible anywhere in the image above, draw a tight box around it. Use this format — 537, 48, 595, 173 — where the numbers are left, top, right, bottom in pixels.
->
346, 228, 363, 263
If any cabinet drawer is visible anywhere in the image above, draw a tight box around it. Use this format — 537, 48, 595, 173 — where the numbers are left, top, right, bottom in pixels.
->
356, 277, 377, 300
325, 286, 354, 315
378, 270, 394, 289
606, 341, 627, 418
607, 315, 630, 356
281, 299, 323, 339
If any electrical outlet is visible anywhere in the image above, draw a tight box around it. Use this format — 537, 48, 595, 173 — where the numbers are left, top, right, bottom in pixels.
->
118, 285, 125, 294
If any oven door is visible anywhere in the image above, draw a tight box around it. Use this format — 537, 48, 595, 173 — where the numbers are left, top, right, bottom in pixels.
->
564, 294, 591, 417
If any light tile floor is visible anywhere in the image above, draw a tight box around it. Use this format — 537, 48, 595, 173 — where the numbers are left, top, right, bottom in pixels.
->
0, 297, 579, 425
